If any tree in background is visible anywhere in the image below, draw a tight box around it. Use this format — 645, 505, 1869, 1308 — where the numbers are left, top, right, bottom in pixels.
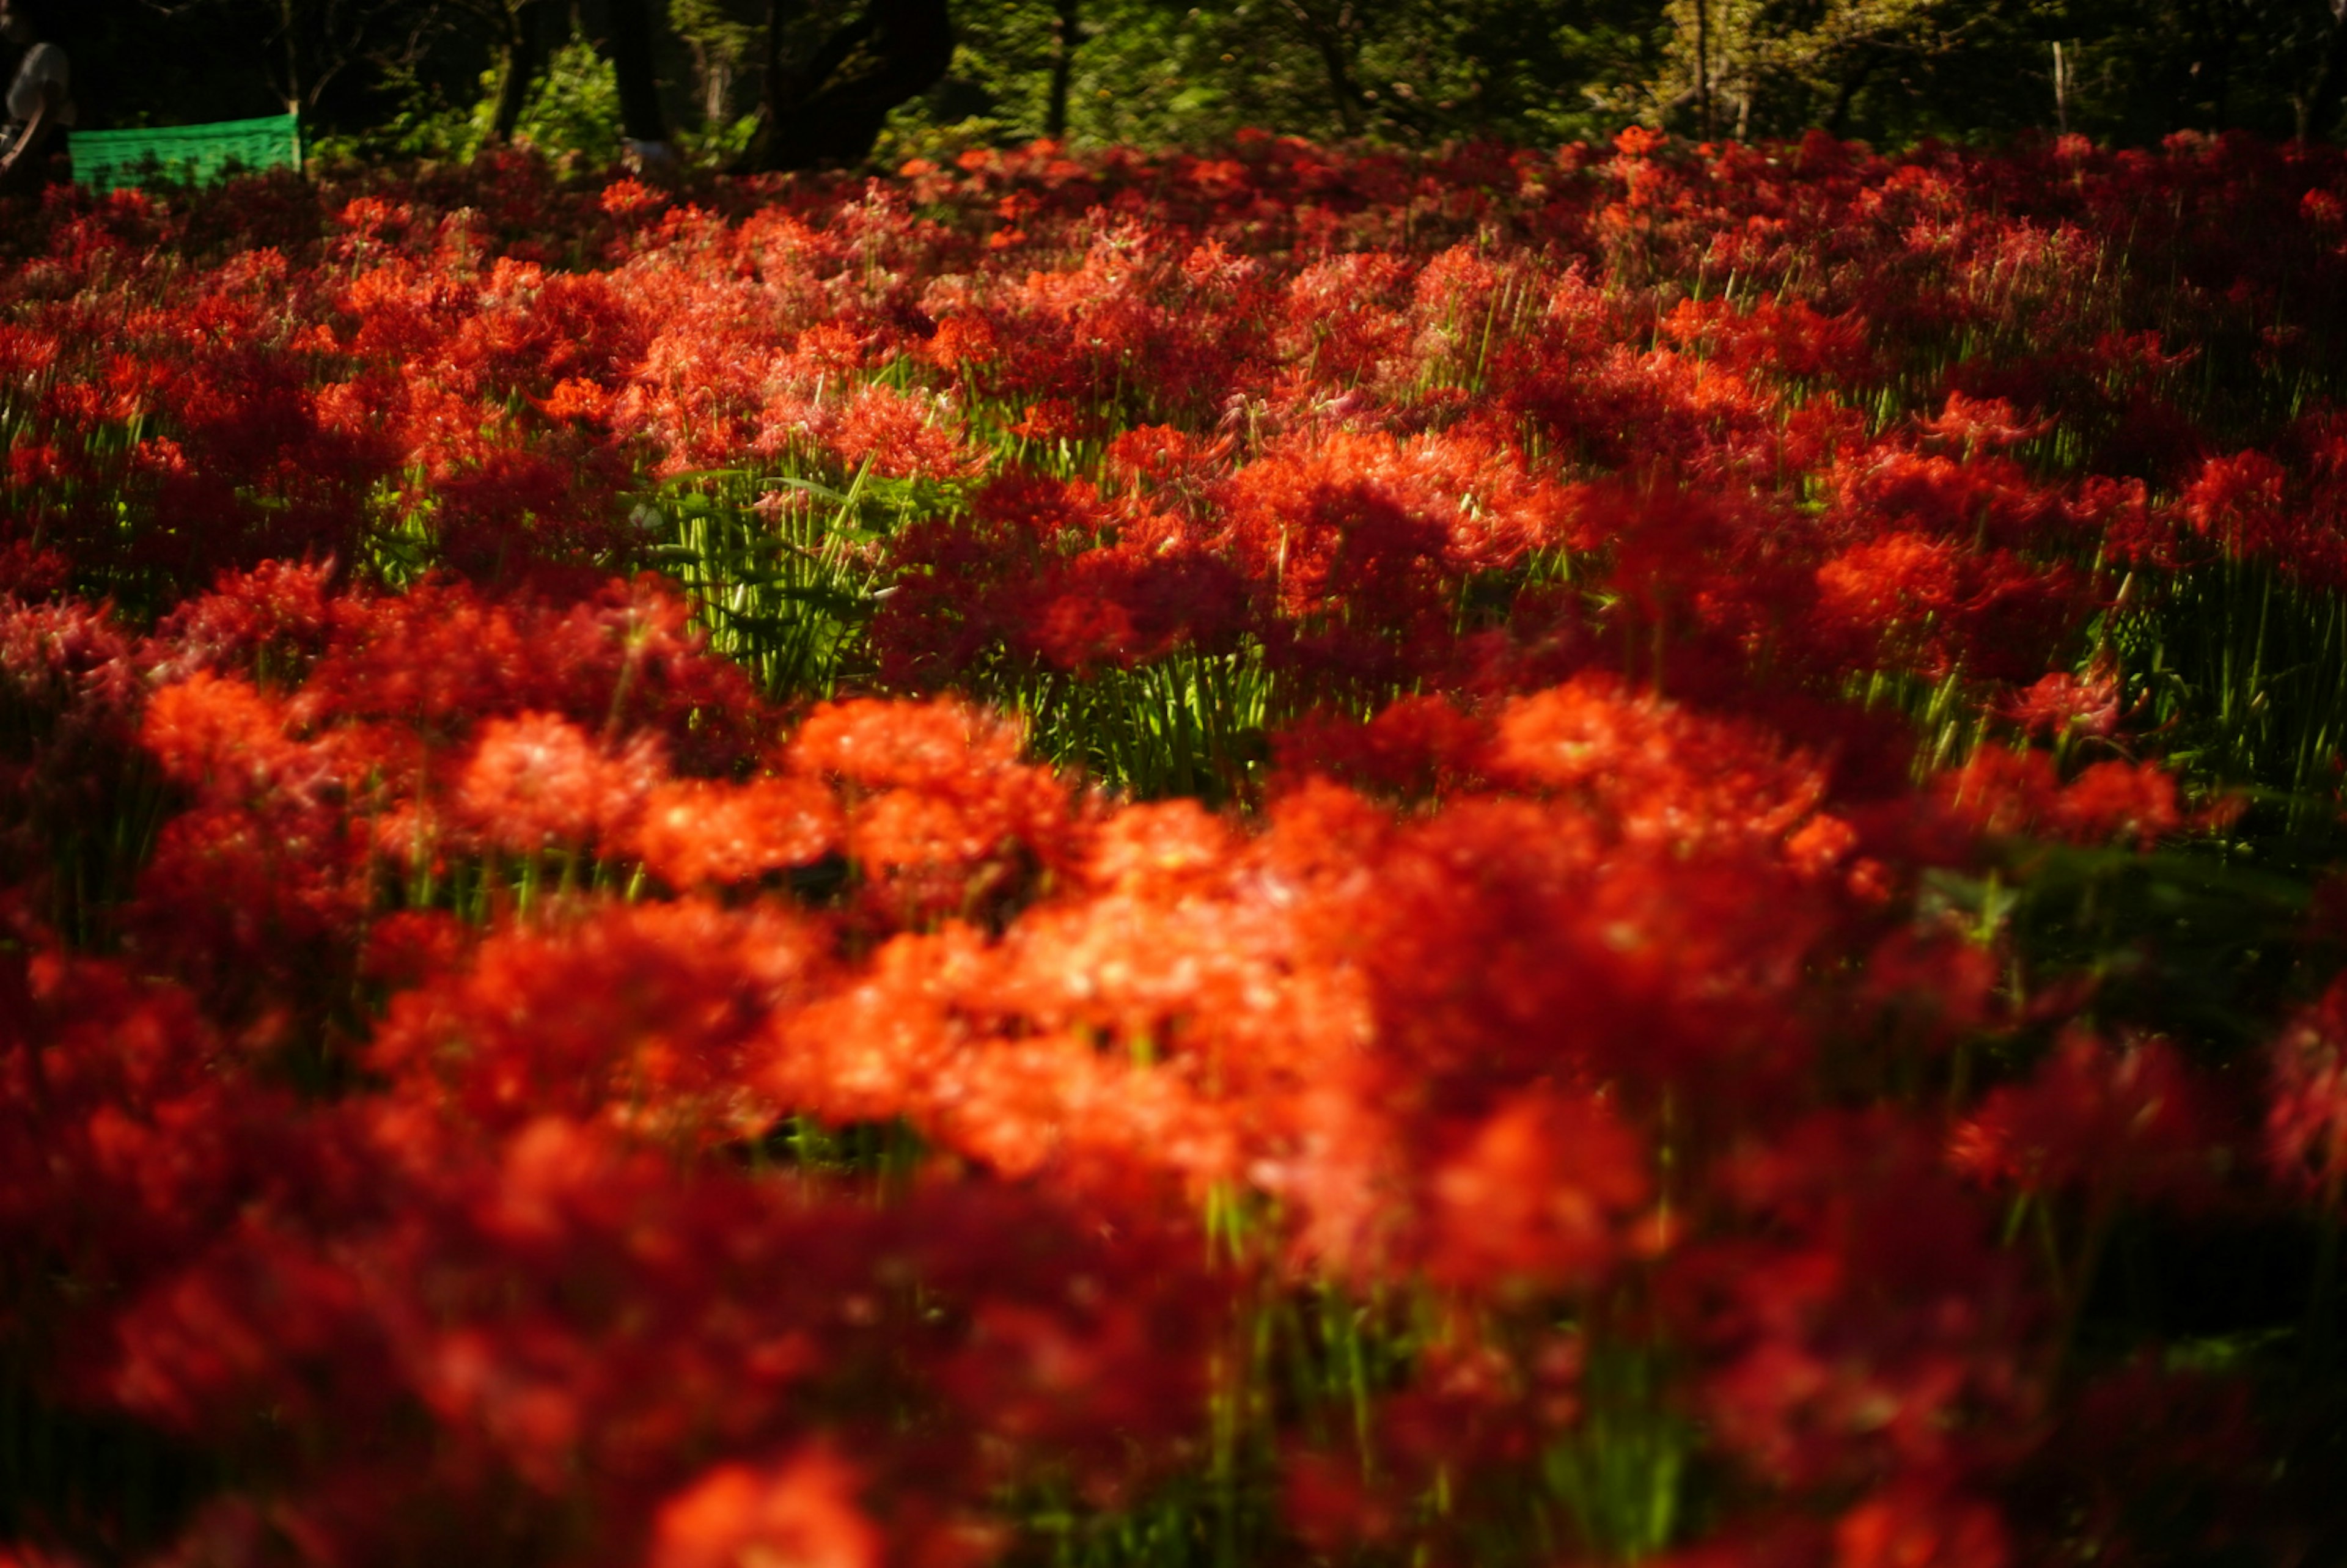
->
129, 0, 463, 125
2053, 0, 2347, 144
2307, 0, 2347, 141
260, 0, 435, 116
604, 0, 672, 150
1045, 0, 1080, 139
671, 0, 760, 127
909, 0, 1662, 153
440, 0, 547, 144
72, 0, 2347, 159
741, 0, 953, 170
1604, 0, 2043, 142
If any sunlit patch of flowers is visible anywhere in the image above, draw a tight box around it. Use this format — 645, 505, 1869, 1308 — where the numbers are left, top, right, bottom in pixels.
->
5, 126, 2347, 1566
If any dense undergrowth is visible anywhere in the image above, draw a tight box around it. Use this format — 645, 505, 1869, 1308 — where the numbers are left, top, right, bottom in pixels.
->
6, 126, 2347, 1566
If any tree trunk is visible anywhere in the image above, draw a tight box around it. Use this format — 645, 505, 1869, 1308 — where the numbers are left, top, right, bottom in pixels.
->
766, 0, 806, 115
2176, 0, 2244, 129
1693, 0, 1711, 139
279, 0, 304, 115
1280, 1, 1365, 137
488, 0, 549, 145
604, 0, 670, 147
747, 0, 955, 172
735, 0, 799, 172
2301, 0, 2347, 143
2052, 39, 2069, 136
1045, 0, 1080, 141
1826, 45, 1879, 137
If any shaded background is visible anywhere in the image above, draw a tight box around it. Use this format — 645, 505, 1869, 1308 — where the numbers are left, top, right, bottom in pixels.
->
42, 1, 2347, 162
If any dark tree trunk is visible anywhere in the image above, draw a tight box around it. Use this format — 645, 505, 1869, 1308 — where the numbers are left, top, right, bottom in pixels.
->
734, 0, 800, 172
604, 0, 670, 146
2301, 0, 2347, 142
1282, 1, 1365, 137
279, 0, 303, 115
747, 0, 954, 172
1045, 0, 1080, 141
1825, 45, 1879, 137
1694, 0, 1711, 139
765, 1, 805, 106
487, 0, 550, 145
2175, 0, 2246, 129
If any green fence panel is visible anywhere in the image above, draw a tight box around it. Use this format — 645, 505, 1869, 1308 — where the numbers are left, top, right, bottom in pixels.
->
68, 114, 303, 194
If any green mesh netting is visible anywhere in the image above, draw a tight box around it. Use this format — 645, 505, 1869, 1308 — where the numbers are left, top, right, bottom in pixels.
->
68, 114, 303, 194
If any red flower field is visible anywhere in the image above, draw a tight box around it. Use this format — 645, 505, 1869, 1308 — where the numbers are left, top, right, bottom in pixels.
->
6, 127, 2347, 1565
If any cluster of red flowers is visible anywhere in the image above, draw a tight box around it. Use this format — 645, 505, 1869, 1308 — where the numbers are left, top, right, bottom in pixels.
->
6, 126, 2347, 1566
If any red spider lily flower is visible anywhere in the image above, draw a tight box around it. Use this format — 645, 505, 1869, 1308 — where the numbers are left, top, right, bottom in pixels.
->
296, 576, 765, 775
358, 908, 470, 992
1835, 1478, 2011, 1568
1078, 797, 1235, 893
1814, 533, 1964, 650
598, 178, 667, 219
2051, 758, 2195, 842
371, 899, 828, 1140
1103, 423, 1236, 500
1488, 673, 1834, 858
2267, 975, 2347, 1203
789, 698, 1084, 927
650, 1445, 882, 1568
921, 313, 1001, 372
1010, 397, 1086, 442
135, 673, 375, 1005
144, 559, 338, 684
1812, 527, 2084, 684
1282, 1446, 1400, 1553
828, 383, 974, 480
1670, 1112, 2035, 1486
0, 915, 271, 1299
1939, 748, 2186, 849
537, 376, 612, 423
2183, 449, 2293, 560
1997, 669, 2120, 739
1213, 427, 1569, 684
0, 598, 145, 903
1272, 694, 1492, 802
1950, 1031, 2227, 1209
0, 540, 70, 598
105, 1206, 382, 1440
1859, 926, 2002, 1054
765, 918, 1241, 1196
937, 1280, 1207, 1464
1425, 1085, 1654, 1297
1918, 391, 2052, 454
1015, 542, 1252, 673
1661, 294, 1875, 384
454, 711, 664, 855
632, 775, 841, 889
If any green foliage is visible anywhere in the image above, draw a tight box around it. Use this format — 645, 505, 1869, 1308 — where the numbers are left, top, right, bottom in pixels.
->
2055, 0, 2347, 144
104, 0, 2347, 174
859, 0, 2341, 154
508, 35, 630, 164
310, 31, 626, 167
1606, 0, 2060, 142
668, 0, 764, 143
669, 0, 760, 115
644, 465, 910, 702
879, 0, 1669, 153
